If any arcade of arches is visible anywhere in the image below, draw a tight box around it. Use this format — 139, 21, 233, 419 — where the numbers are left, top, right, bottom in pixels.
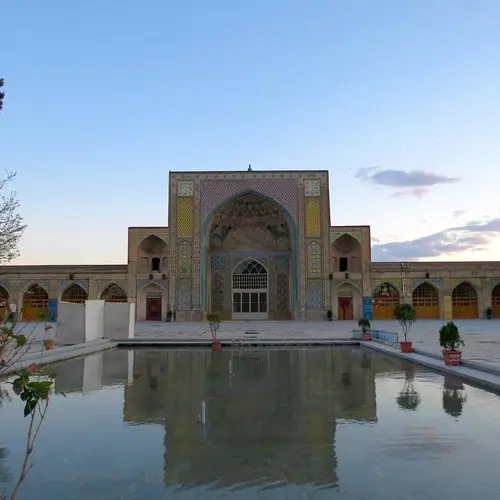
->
207, 194, 292, 320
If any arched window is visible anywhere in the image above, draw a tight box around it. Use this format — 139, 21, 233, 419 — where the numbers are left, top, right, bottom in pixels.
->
0, 286, 9, 321
61, 284, 88, 304
452, 282, 478, 319
232, 260, 268, 290
412, 282, 439, 319
23, 284, 48, 321
100, 284, 127, 303
232, 260, 268, 318
492, 284, 500, 318
372, 282, 399, 319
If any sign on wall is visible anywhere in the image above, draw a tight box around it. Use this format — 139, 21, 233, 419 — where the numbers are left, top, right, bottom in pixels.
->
363, 296, 373, 320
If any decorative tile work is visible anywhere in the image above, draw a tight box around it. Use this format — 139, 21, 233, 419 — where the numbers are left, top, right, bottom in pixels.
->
177, 197, 193, 236
330, 230, 362, 243
307, 280, 323, 309
211, 272, 225, 312
178, 240, 192, 278
192, 179, 201, 309
305, 198, 321, 237
274, 256, 289, 270
20, 280, 50, 294
304, 180, 321, 197
307, 241, 321, 277
58, 280, 89, 290
177, 280, 192, 311
200, 178, 299, 221
413, 278, 443, 289
276, 273, 289, 311
177, 180, 194, 197
211, 256, 226, 270
450, 278, 481, 288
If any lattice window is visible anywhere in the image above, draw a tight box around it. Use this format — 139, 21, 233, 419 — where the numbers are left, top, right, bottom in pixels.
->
61, 284, 88, 303
452, 282, 477, 305
412, 282, 438, 307
177, 198, 193, 236
493, 284, 500, 306
306, 198, 321, 237
233, 260, 268, 290
211, 273, 225, 312
307, 280, 323, 309
100, 284, 127, 303
276, 273, 289, 311
0, 286, 8, 303
307, 241, 321, 277
178, 241, 192, 278
23, 285, 49, 320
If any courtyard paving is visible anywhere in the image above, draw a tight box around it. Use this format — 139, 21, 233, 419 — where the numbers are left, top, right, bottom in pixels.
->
14, 318, 500, 367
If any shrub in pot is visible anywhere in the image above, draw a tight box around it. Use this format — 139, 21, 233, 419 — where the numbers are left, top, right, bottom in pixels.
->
207, 313, 222, 351
439, 321, 464, 365
358, 318, 371, 340
394, 303, 416, 353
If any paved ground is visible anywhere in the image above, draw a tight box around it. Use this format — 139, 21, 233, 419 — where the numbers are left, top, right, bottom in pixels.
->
11, 318, 500, 367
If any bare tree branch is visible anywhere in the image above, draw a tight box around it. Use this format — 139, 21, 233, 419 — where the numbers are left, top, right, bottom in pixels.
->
0, 172, 26, 263
0, 78, 4, 114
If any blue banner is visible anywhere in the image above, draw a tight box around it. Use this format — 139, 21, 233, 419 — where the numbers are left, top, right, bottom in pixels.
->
48, 299, 57, 321
363, 296, 372, 320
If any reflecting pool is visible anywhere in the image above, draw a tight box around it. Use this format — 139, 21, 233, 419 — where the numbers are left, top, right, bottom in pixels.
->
1, 347, 499, 499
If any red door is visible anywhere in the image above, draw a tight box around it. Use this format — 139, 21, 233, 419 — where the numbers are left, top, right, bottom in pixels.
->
146, 297, 162, 321
338, 297, 353, 320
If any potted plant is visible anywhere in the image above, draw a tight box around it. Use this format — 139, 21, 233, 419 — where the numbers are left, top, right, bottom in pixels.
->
358, 318, 371, 340
486, 307, 492, 320
327, 310, 332, 321
42, 324, 56, 350
439, 321, 464, 365
394, 303, 416, 353
207, 314, 222, 351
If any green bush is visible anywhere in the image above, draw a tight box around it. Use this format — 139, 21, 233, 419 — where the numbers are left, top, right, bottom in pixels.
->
439, 321, 464, 351
357, 317, 371, 333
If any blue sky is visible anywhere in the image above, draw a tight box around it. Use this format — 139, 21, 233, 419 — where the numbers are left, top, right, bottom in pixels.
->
2, 0, 500, 265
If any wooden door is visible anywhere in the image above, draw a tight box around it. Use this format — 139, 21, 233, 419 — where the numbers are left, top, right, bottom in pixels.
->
338, 297, 353, 320
146, 297, 162, 321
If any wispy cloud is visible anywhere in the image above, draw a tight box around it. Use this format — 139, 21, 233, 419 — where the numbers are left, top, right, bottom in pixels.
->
372, 218, 500, 260
356, 167, 461, 198
452, 210, 466, 218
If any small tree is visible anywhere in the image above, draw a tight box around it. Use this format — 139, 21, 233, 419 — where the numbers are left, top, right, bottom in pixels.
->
439, 321, 464, 351
207, 314, 221, 341
394, 303, 416, 342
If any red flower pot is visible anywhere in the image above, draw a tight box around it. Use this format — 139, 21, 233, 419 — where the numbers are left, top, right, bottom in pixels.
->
212, 339, 222, 351
361, 332, 372, 341
443, 350, 462, 366
400, 341, 413, 353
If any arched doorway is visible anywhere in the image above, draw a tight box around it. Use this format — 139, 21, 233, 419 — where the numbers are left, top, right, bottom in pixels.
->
61, 284, 88, 303
140, 283, 165, 321
492, 284, 500, 318
372, 283, 399, 319
22, 284, 48, 321
205, 192, 294, 320
0, 286, 9, 321
336, 283, 361, 320
412, 282, 439, 319
138, 235, 168, 273
100, 284, 128, 302
232, 259, 268, 320
452, 282, 478, 319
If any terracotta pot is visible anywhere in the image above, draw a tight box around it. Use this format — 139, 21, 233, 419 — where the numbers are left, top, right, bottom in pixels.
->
43, 338, 57, 350
211, 339, 222, 352
400, 341, 413, 353
443, 350, 462, 366
361, 332, 372, 341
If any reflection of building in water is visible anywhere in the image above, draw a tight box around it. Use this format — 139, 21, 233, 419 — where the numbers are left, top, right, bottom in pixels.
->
123, 348, 385, 487
52, 350, 133, 394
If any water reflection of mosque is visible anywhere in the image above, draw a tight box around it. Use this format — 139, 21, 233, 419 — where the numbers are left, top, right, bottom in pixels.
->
53, 347, 395, 488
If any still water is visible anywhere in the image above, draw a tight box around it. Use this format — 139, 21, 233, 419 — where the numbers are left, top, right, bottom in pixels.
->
1, 347, 499, 499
